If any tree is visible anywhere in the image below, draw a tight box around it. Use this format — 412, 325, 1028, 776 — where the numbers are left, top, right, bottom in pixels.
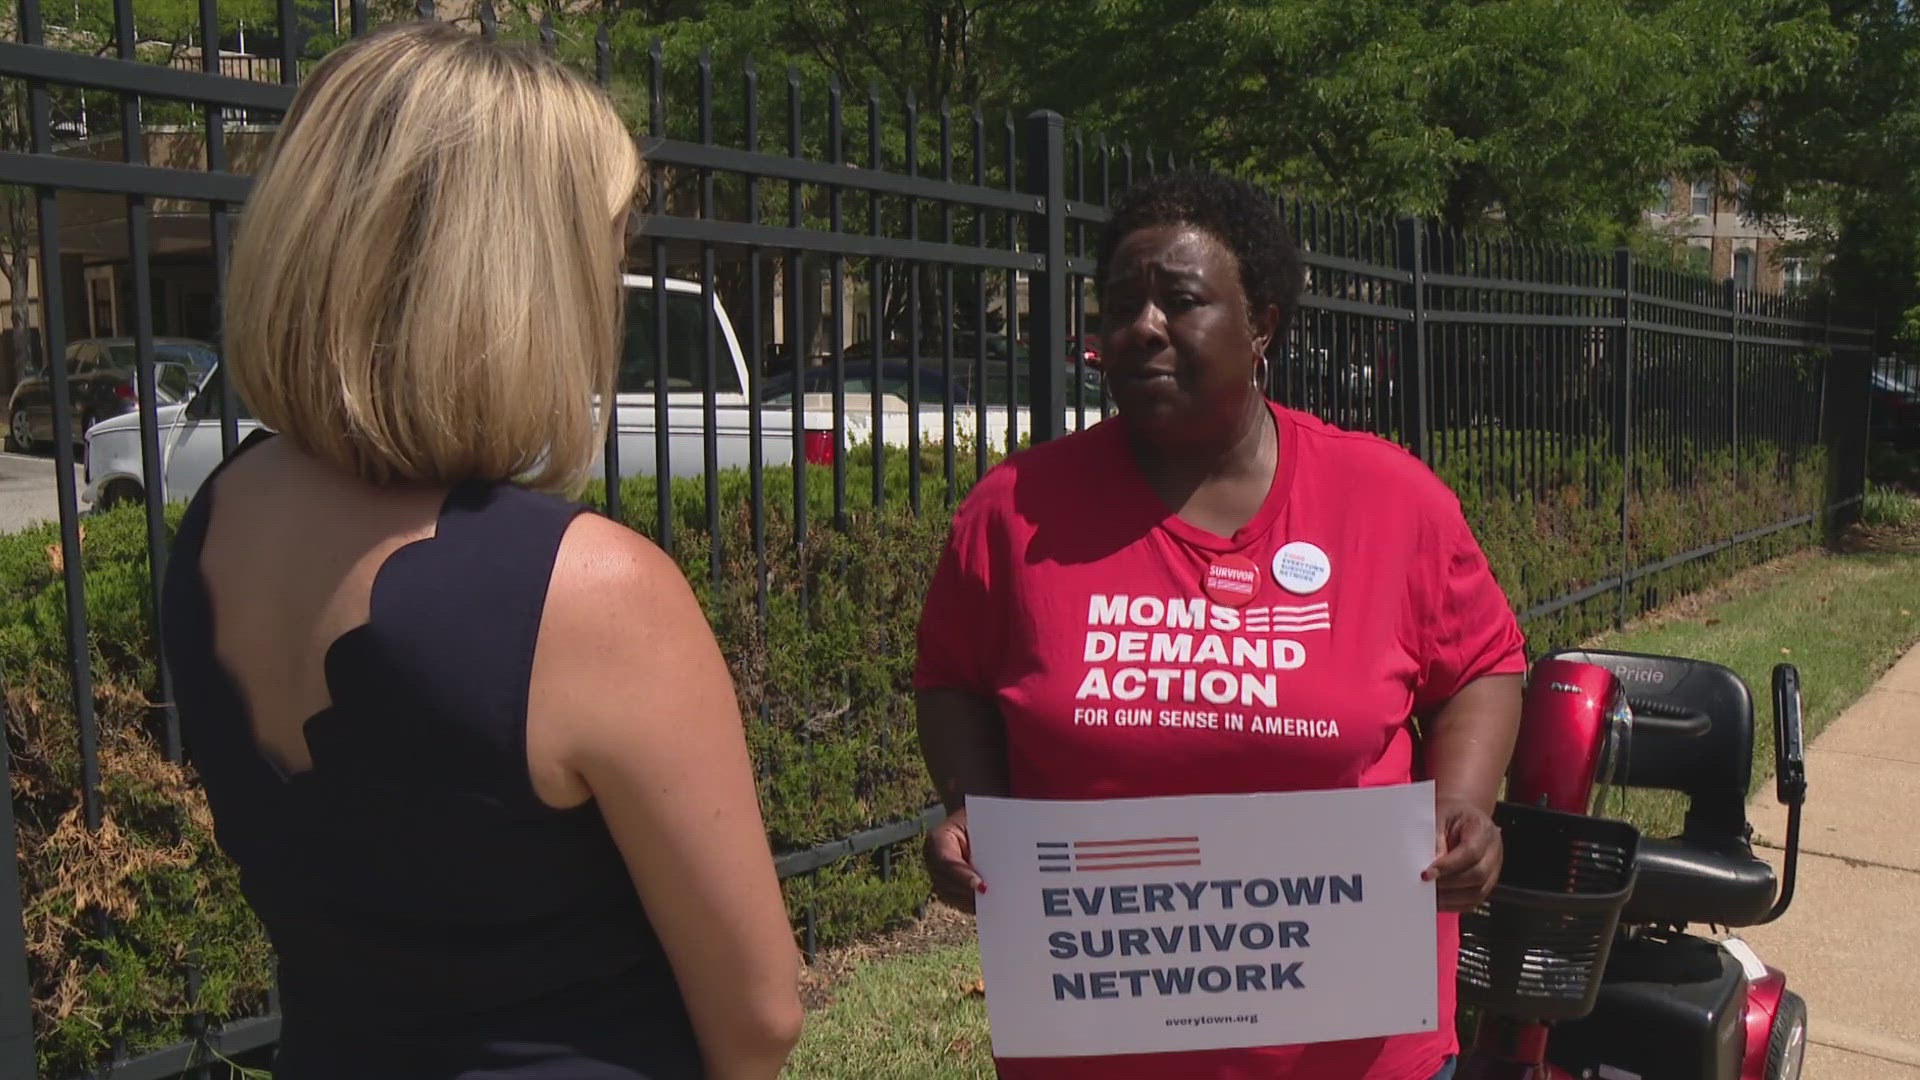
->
586, 2, 1054, 355
573, 0, 1844, 247
301, 1, 1920, 332
1005, 0, 1803, 240
1696, 0, 1920, 341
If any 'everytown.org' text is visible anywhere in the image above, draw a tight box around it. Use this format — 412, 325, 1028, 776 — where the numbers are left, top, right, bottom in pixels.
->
1165, 1014, 1259, 1028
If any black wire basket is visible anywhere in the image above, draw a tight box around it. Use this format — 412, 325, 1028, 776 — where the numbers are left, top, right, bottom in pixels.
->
1458, 801, 1641, 1022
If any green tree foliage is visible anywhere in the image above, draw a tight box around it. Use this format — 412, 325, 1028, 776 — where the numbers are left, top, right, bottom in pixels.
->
20, 0, 1920, 328
568, 1, 1821, 243
1695, 1, 1920, 340
569, 0, 1920, 335
1013, 0, 1749, 237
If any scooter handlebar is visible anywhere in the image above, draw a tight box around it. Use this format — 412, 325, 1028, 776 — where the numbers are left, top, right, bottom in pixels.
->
1760, 663, 1807, 925
1773, 663, 1807, 807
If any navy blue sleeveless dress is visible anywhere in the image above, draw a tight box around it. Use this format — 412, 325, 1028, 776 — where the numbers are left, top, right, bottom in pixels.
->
160, 432, 704, 1079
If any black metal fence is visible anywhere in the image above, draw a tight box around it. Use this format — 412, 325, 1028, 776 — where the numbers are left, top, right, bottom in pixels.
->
0, 5, 1881, 1078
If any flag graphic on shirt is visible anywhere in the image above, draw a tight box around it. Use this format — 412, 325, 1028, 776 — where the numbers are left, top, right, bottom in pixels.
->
1242, 602, 1331, 635
1036, 837, 1203, 873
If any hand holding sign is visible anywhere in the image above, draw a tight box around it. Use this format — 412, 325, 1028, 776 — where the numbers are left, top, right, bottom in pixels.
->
925, 806, 984, 913
967, 784, 1438, 1059
1427, 796, 1503, 912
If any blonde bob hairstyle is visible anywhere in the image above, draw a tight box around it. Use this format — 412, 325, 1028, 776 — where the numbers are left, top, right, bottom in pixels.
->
225, 22, 642, 493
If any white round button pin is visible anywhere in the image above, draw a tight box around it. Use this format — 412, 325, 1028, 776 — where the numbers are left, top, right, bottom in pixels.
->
1272, 541, 1332, 595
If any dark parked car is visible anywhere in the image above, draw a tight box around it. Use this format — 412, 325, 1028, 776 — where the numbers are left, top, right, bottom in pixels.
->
1870, 365, 1920, 449
7, 337, 215, 452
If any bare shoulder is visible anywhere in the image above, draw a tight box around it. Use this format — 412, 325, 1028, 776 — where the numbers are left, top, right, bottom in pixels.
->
528, 510, 741, 806
547, 513, 697, 623
555, 511, 677, 577
536, 512, 726, 728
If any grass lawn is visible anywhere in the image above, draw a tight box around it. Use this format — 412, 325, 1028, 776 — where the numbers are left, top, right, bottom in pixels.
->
1588, 540, 1920, 835
787, 513, 1920, 1079
786, 938, 994, 1080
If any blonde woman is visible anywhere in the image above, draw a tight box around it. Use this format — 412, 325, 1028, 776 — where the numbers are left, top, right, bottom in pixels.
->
157, 23, 801, 1080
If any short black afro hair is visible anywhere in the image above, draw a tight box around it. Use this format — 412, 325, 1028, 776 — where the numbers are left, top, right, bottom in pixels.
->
1094, 171, 1306, 328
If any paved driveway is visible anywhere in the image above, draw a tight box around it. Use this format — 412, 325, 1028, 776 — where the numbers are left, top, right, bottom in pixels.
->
0, 450, 84, 536
1744, 645, 1920, 1077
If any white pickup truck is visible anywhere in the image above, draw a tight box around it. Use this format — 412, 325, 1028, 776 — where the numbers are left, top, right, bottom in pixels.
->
81, 275, 1092, 509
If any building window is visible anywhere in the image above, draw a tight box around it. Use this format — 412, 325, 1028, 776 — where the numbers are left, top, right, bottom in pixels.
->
1691, 180, 1714, 217
1657, 179, 1675, 215
1783, 258, 1817, 295
1687, 242, 1711, 277
1733, 249, 1755, 291
86, 273, 116, 338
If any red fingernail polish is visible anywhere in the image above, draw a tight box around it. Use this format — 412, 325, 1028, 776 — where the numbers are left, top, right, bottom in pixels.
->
976, 882, 988, 894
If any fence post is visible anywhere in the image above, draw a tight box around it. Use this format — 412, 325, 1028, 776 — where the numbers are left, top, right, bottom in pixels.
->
1726, 278, 1740, 454
1395, 217, 1430, 461
0, 689, 37, 1079
1613, 248, 1634, 630
1821, 297, 1869, 533
1022, 110, 1068, 444
1814, 309, 1831, 477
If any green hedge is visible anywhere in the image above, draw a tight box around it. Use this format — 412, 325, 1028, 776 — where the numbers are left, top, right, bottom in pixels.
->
2, 503, 277, 1078
1, 430, 1829, 1077
1437, 434, 1827, 650
1871, 444, 1920, 492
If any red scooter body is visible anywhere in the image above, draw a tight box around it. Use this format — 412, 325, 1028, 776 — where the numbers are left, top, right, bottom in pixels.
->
1460, 654, 1809, 1080
1457, 659, 1627, 1080
1509, 658, 1626, 815
1743, 967, 1791, 1078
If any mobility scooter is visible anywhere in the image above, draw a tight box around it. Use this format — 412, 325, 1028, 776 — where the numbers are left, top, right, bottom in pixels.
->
1457, 650, 1810, 1080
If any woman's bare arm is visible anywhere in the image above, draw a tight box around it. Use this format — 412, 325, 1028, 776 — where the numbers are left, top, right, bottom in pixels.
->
915, 688, 1012, 912
533, 515, 801, 1079
1421, 672, 1523, 911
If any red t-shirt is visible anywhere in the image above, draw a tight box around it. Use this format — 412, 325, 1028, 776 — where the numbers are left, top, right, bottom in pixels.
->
914, 401, 1527, 1080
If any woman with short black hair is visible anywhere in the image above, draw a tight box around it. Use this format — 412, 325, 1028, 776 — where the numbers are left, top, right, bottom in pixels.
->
915, 172, 1522, 1080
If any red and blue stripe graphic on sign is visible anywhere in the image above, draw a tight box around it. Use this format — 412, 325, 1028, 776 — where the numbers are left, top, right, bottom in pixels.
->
1036, 837, 1203, 873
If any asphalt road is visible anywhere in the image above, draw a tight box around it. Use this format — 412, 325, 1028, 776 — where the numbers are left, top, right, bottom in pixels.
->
0, 450, 84, 536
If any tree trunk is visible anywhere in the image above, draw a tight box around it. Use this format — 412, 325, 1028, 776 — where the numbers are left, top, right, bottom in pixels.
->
0, 245, 27, 394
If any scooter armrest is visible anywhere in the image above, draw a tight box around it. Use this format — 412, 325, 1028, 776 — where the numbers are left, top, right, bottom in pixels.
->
1625, 697, 1712, 739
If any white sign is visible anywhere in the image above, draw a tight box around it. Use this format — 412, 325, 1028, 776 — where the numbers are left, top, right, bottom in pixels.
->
967, 783, 1438, 1059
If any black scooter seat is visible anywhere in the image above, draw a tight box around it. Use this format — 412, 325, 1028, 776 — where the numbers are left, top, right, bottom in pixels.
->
1623, 836, 1777, 928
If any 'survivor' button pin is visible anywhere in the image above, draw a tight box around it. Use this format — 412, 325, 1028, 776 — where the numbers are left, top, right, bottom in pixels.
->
1202, 554, 1261, 608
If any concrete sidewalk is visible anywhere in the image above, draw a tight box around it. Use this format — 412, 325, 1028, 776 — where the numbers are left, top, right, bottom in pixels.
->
1742, 644, 1920, 1078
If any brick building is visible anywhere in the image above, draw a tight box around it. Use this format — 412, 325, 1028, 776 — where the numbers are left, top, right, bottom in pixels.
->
1647, 175, 1821, 294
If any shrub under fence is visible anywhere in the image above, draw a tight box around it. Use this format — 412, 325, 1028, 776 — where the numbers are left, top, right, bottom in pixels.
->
0, 432, 1833, 1076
